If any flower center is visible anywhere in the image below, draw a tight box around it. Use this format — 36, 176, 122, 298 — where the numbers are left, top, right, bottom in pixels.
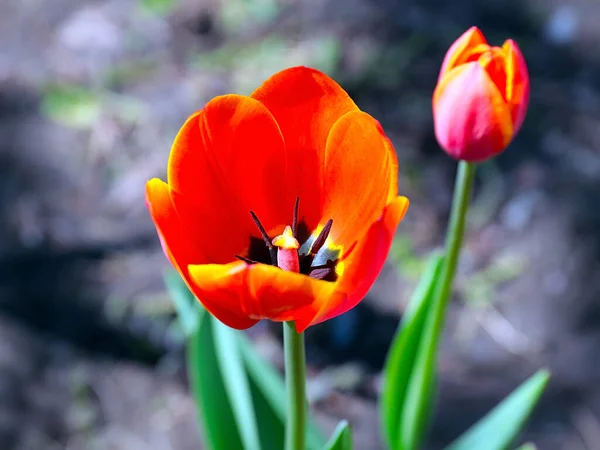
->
234, 198, 339, 281
272, 226, 300, 272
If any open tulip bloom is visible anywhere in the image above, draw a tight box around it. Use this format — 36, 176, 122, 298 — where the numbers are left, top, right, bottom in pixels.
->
146, 66, 409, 333
146, 32, 548, 450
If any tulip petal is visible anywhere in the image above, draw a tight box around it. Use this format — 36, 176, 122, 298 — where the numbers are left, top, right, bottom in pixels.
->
321, 111, 398, 249
168, 95, 290, 263
187, 261, 253, 324
297, 196, 409, 331
251, 66, 359, 231
438, 27, 487, 82
478, 48, 507, 102
433, 62, 513, 162
385, 138, 400, 204
503, 39, 530, 133
188, 262, 335, 328
146, 178, 209, 266
146, 179, 257, 329
246, 264, 336, 321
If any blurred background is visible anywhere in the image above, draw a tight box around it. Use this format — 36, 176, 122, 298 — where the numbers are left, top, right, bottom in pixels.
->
1, 0, 600, 449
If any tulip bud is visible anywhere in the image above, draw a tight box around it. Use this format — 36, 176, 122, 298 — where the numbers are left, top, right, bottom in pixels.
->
432, 27, 530, 162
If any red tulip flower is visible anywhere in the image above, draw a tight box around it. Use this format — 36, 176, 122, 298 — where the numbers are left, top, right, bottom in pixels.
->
146, 67, 409, 331
433, 27, 530, 162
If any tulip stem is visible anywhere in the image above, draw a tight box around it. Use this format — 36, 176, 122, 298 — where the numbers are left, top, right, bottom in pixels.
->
283, 321, 307, 450
432, 160, 476, 345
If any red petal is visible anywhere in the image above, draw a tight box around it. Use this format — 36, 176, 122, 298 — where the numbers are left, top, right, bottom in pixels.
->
251, 66, 359, 231
433, 62, 513, 162
146, 178, 208, 266
502, 39, 530, 133
438, 27, 487, 82
187, 261, 335, 327
297, 196, 409, 331
167, 95, 290, 263
146, 179, 257, 329
385, 138, 400, 204
321, 111, 398, 249
478, 48, 508, 103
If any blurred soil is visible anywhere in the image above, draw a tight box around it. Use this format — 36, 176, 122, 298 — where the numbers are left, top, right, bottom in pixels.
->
2, 0, 600, 449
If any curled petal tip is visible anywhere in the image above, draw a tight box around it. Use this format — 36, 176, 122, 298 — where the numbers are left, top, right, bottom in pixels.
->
438, 26, 488, 81
390, 196, 410, 225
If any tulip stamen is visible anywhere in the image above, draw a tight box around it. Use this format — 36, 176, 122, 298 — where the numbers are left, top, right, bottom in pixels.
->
309, 219, 333, 256
291, 196, 300, 238
249, 210, 278, 265
308, 268, 331, 279
235, 254, 258, 265
244, 201, 338, 281
307, 263, 334, 280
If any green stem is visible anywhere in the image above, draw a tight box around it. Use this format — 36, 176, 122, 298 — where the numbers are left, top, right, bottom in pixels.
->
284, 321, 307, 450
401, 161, 476, 450
431, 160, 476, 345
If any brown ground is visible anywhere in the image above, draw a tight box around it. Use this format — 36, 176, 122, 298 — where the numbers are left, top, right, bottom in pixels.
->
2, 0, 600, 449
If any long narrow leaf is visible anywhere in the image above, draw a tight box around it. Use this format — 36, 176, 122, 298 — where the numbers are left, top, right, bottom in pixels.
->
401, 360, 437, 450
248, 370, 287, 450
237, 333, 326, 449
213, 319, 262, 450
401, 332, 439, 449
446, 370, 550, 450
323, 421, 353, 450
380, 252, 444, 449
187, 312, 245, 450
401, 251, 456, 450
164, 270, 201, 337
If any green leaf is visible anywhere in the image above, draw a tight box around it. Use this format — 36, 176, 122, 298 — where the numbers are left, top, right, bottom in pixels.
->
220, 0, 280, 35
41, 85, 101, 129
380, 252, 444, 449
193, 35, 341, 96
171, 272, 324, 450
323, 421, 353, 450
163, 270, 201, 337
401, 363, 437, 450
401, 337, 439, 449
446, 370, 550, 450
515, 444, 537, 450
237, 333, 326, 449
212, 320, 262, 450
248, 370, 286, 450
187, 312, 245, 450
139, 0, 177, 15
